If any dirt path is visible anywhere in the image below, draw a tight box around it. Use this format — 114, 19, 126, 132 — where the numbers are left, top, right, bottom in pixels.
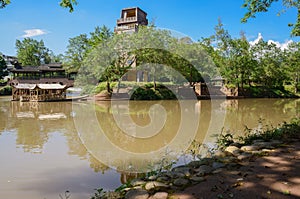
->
170, 139, 300, 199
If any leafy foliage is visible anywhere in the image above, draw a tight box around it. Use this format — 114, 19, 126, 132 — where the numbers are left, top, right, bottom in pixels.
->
0, 53, 8, 79
63, 26, 113, 74
0, 0, 77, 12
15, 38, 51, 66
129, 83, 177, 100
241, 0, 300, 36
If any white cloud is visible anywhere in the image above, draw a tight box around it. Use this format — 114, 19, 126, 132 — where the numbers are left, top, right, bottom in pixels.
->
250, 33, 293, 50
267, 39, 293, 50
249, 33, 263, 46
22, 29, 48, 38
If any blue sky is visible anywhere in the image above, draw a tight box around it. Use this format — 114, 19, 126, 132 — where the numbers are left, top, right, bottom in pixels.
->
0, 0, 299, 56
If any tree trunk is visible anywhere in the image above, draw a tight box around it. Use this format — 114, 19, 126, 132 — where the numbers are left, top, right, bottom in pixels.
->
295, 73, 299, 94
117, 79, 121, 94
106, 81, 111, 93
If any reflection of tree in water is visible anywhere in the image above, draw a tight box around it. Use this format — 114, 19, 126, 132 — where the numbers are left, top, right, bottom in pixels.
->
120, 172, 144, 184
5, 100, 111, 172
222, 99, 300, 136
95, 100, 181, 153
0, 100, 10, 134
16, 121, 47, 153
89, 155, 110, 173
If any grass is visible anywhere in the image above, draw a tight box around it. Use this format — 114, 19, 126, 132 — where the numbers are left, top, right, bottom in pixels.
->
217, 118, 300, 149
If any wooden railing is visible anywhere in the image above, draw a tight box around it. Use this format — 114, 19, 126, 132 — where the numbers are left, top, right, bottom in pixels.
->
117, 17, 137, 23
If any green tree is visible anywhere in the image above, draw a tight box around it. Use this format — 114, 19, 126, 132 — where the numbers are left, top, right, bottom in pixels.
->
88, 25, 113, 48
171, 40, 213, 86
227, 33, 256, 89
0, 0, 77, 12
79, 33, 134, 93
15, 38, 51, 66
64, 34, 89, 73
251, 38, 286, 88
64, 26, 113, 73
208, 19, 234, 86
132, 26, 175, 89
0, 53, 8, 79
283, 41, 300, 93
242, 0, 300, 36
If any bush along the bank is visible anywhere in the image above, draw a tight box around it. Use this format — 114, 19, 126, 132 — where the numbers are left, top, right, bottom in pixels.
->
240, 86, 298, 98
129, 83, 177, 100
90, 118, 300, 199
0, 85, 12, 95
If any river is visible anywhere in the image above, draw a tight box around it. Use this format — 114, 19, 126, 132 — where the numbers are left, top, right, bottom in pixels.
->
0, 96, 299, 199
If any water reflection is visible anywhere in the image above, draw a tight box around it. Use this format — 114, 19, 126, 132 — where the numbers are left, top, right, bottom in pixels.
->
1, 98, 300, 165
0, 97, 299, 198
73, 99, 201, 173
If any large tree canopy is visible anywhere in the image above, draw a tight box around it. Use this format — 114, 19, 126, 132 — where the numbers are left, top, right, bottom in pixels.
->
0, 53, 8, 79
242, 0, 300, 36
0, 0, 77, 12
63, 25, 113, 73
15, 38, 51, 66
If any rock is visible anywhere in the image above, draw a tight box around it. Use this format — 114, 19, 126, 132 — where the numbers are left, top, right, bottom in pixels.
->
156, 176, 170, 183
144, 181, 169, 191
218, 156, 238, 164
225, 146, 241, 156
125, 189, 149, 199
269, 140, 283, 146
261, 149, 274, 153
212, 162, 225, 169
149, 192, 168, 199
240, 145, 260, 152
190, 176, 206, 182
253, 139, 265, 143
171, 166, 191, 177
194, 165, 213, 176
212, 168, 224, 174
172, 166, 190, 173
173, 178, 190, 186
252, 142, 274, 149
230, 142, 242, 148
148, 175, 157, 181
103, 191, 122, 198
237, 153, 253, 161
188, 158, 211, 168
131, 179, 147, 187
160, 171, 184, 179
214, 150, 227, 158
173, 172, 186, 178
226, 163, 242, 170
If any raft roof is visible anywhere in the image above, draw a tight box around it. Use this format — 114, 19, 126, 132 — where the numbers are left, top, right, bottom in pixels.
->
14, 83, 66, 90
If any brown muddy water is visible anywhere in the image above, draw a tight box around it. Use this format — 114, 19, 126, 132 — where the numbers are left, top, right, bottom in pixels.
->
0, 96, 299, 199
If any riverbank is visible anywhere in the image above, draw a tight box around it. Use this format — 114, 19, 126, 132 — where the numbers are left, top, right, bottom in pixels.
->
93, 119, 300, 199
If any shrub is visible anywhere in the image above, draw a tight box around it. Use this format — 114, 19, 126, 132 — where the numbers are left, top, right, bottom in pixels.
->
129, 83, 177, 100
0, 86, 12, 95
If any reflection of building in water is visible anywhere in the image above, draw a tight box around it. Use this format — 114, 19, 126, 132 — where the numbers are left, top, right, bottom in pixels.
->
9, 102, 71, 153
8, 101, 110, 172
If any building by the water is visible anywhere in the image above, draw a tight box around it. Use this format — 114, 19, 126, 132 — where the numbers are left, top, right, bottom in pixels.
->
114, 7, 148, 34
9, 63, 75, 101
12, 83, 67, 102
114, 7, 149, 82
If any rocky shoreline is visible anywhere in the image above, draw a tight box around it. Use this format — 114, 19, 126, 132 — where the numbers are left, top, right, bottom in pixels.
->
96, 133, 300, 199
